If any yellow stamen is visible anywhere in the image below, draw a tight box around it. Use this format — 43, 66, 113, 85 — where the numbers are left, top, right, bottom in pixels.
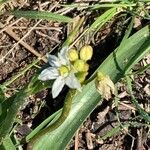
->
58, 66, 69, 76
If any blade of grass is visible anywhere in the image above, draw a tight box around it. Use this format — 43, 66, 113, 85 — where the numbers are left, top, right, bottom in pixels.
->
2, 59, 40, 87
133, 64, 150, 75
25, 110, 61, 142
2, 136, 16, 150
0, 0, 11, 5
89, 7, 117, 32
61, 3, 136, 9
126, 75, 150, 122
90, 3, 136, 10
117, 16, 134, 50
0, 88, 5, 103
100, 124, 129, 140
99, 121, 150, 140
11, 11, 72, 23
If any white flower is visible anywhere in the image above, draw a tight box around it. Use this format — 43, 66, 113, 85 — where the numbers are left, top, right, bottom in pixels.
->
38, 47, 81, 98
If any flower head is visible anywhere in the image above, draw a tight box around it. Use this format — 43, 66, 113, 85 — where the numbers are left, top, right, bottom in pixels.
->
38, 47, 81, 98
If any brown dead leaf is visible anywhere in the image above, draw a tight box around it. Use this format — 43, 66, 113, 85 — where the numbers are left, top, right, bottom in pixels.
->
96, 72, 115, 100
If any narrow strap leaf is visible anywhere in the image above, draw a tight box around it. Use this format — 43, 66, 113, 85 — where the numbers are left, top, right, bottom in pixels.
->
2, 136, 16, 150
27, 90, 76, 149
11, 10, 72, 23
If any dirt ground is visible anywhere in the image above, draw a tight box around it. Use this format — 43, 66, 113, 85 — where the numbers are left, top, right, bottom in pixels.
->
0, 0, 150, 150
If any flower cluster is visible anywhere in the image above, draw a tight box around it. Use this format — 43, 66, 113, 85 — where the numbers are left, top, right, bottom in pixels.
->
38, 45, 93, 98
68, 45, 93, 83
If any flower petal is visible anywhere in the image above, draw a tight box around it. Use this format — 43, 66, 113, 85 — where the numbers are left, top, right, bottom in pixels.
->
58, 53, 69, 66
60, 46, 68, 57
58, 47, 69, 65
47, 54, 61, 67
65, 73, 81, 91
52, 76, 65, 98
38, 67, 59, 81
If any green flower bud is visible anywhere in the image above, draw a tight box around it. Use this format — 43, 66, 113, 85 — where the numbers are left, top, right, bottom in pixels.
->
58, 65, 69, 77
76, 72, 88, 83
83, 63, 89, 72
80, 45, 93, 61
73, 59, 85, 72
97, 72, 105, 81
68, 48, 78, 61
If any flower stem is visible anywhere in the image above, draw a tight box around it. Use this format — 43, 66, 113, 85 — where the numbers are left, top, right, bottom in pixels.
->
27, 89, 76, 150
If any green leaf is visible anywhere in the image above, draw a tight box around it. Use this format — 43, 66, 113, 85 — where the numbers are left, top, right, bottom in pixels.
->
0, 78, 51, 142
90, 25, 150, 81
0, 90, 28, 142
33, 82, 101, 150
0, 87, 5, 103
89, 8, 117, 33
11, 11, 72, 23
31, 26, 150, 150
26, 110, 61, 142
0, 87, 6, 128
61, 3, 136, 9
2, 135, 16, 150
0, 0, 11, 5
100, 125, 126, 140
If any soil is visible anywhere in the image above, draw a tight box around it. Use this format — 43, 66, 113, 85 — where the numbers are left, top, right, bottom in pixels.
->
0, 0, 149, 150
